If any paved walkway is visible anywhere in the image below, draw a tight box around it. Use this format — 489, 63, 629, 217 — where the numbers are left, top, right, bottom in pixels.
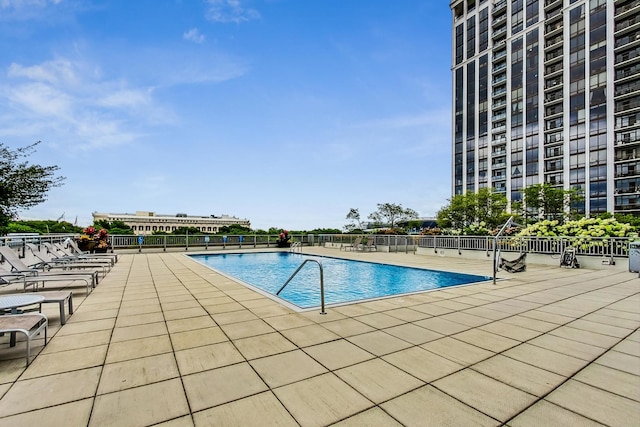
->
0, 248, 638, 426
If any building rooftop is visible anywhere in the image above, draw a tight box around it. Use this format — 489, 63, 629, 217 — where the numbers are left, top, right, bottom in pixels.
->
0, 248, 638, 425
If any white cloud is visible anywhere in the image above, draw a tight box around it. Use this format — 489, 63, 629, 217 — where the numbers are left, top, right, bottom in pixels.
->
183, 28, 205, 44
0, 0, 62, 8
206, 0, 260, 24
0, 57, 159, 149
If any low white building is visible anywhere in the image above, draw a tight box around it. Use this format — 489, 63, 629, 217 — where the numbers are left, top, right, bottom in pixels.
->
92, 211, 251, 235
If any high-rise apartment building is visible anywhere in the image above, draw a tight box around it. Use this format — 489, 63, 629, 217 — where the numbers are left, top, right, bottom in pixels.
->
450, 0, 640, 216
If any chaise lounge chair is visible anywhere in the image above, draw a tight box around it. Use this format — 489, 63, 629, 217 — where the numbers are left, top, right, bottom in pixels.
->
0, 313, 48, 366
341, 237, 362, 252
25, 243, 111, 277
0, 246, 97, 292
64, 239, 118, 263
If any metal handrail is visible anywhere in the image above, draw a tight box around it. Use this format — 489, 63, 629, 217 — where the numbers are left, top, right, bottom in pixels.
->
493, 216, 515, 284
289, 241, 302, 253
276, 259, 325, 314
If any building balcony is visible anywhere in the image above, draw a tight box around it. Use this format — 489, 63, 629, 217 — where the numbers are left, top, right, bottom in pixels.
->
545, 21, 563, 36
544, 48, 563, 64
544, 0, 562, 11
615, 16, 640, 36
492, 26, 508, 40
615, 1, 640, 20
545, 7, 563, 24
493, 0, 507, 15
614, 31, 640, 50
493, 86, 507, 97
492, 74, 507, 85
493, 49, 508, 61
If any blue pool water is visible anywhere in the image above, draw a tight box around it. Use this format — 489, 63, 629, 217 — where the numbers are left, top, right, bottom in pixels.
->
190, 252, 491, 309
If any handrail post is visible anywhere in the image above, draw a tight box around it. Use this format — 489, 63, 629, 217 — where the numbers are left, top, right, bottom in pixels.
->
277, 259, 325, 315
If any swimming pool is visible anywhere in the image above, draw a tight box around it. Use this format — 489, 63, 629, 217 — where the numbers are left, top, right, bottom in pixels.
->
190, 252, 491, 309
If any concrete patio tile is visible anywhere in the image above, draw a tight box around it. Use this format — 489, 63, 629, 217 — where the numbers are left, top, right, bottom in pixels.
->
175, 341, 244, 375
595, 350, 640, 376
170, 326, 228, 351
183, 363, 268, 411
434, 369, 536, 422
500, 315, 559, 333
65, 308, 118, 323
305, 339, 375, 370
90, 378, 190, 427
335, 358, 424, 403
508, 400, 606, 427
612, 339, 640, 356
520, 310, 575, 325
0, 398, 93, 427
354, 313, 406, 329
237, 298, 274, 309
503, 343, 587, 376
262, 313, 315, 331
321, 318, 376, 337
220, 319, 276, 339
381, 385, 498, 427
0, 383, 10, 399
528, 334, 608, 361
40, 329, 112, 354
154, 415, 194, 427
550, 326, 622, 348
453, 329, 519, 352
383, 346, 463, 382
161, 299, 201, 311
105, 335, 173, 364
421, 337, 494, 365
55, 317, 116, 336
462, 306, 512, 321
383, 307, 431, 322
546, 380, 640, 427
414, 316, 472, 335
250, 304, 295, 318
440, 312, 492, 328
250, 349, 327, 388
210, 309, 259, 325
273, 373, 372, 427
280, 324, 340, 347
192, 391, 298, 427
383, 323, 443, 345
234, 332, 297, 360
583, 313, 640, 330
410, 303, 455, 316
0, 367, 101, 417
98, 352, 179, 394
574, 364, 640, 402
347, 331, 413, 356
115, 311, 165, 327
332, 304, 377, 317
21, 344, 108, 379
479, 321, 542, 341
301, 309, 348, 324
331, 407, 403, 426
118, 304, 162, 317
568, 319, 633, 339
432, 299, 473, 311
359, 299, 402, 312
166, 315, 217, 333
163, 307, 209, 321
198, 293, 236, 305
472, 354, 565, 396
111, 321, 168, 343
203, 301, 245, 314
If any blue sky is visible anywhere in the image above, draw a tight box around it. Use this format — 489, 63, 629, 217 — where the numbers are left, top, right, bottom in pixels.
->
1, 0, 452, 231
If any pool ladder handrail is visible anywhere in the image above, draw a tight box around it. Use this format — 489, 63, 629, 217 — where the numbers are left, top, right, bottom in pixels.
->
276, 258, 326, 315
289, 241, 302, 252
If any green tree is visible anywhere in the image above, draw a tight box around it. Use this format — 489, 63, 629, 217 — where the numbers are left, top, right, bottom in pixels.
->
94, 220, 134, 235
522, 184, 583, 223
0, 142, 65, 230
345, 208, 363, 232
437, 188, 509, 230
368, 203, 418, 229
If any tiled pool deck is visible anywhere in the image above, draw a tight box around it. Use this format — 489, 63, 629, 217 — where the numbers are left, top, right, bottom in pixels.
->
0, 248, 638, 426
